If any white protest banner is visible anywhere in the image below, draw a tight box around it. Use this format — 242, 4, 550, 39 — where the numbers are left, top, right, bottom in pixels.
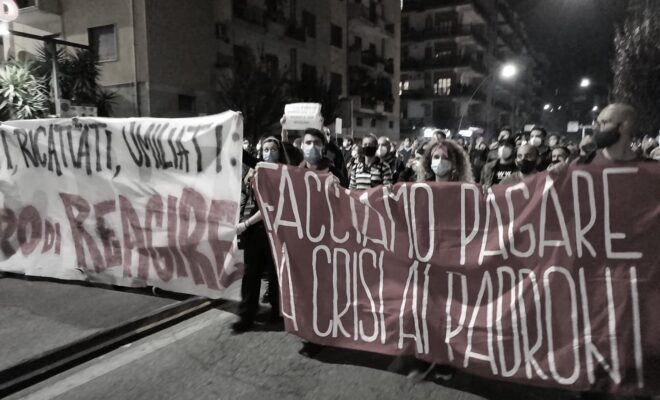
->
283, 103, 323, 131
0, 112, 244, 298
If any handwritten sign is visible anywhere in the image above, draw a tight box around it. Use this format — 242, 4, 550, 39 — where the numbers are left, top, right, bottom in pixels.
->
254, 162, 660, 396
283, 103, 324, 131
0, 112, 245, 298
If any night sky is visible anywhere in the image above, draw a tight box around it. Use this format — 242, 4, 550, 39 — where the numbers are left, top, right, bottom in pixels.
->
509, 0, 628, 99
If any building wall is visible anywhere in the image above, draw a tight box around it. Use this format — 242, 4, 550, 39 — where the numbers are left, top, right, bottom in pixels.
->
144, 0, 216, 117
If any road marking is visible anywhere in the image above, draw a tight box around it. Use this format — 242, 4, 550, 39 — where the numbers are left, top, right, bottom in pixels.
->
17, 310, 234, 400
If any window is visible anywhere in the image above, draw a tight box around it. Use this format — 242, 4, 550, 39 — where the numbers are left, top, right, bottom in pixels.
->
88, 25, 117, 62
330, 72, 343, 95
402, 16, 409, 31
178, 95, 196, 113
371, 119, 376, 128
424, 46, 432, 60
301, 63, 316, 82
357, 117, 363, 127
331, 24, 343, 48
422, 104, 431, 117
402, 45, 409, 59
215, 23, 228, 41
389, 121, 394, 129
290, 48, 298, 80
302, 10, 316, 38
438, 20, 453, 34
433, 78, 451, 95
353, 36, 362, 50
264, 54, 279, 78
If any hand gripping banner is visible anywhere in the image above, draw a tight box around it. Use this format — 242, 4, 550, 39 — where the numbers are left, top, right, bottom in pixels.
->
0, 112, 244, 298
254, 161, 660, 395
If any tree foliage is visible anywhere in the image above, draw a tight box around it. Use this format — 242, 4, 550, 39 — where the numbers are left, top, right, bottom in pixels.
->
216, 48, 289, 143
0, 61, 49, 120
35, 45, 117, 116
612, 3, 660, 135
217, 47, 344, 143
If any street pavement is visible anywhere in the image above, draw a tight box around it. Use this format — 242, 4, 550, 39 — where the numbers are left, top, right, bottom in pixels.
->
0, 275, 185, 372
6, 304, 581, 400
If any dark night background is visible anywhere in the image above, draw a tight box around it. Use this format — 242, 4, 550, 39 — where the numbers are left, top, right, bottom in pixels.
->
509, 0, 628, 99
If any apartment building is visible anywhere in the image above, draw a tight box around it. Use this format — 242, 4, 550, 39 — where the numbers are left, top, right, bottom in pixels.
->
400, 0, 547, 137
2, 0, 402, 138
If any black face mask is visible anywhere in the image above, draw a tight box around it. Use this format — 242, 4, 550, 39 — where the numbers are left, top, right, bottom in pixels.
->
516, 159, 536, 174
593, 123, 621, 149
362, 145, 377, 157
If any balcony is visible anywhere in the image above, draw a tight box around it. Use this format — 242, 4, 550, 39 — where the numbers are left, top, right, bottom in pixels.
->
13, 0, 61, 33
233, 1, 265, 27
384, 58, 394, 74
402, 24, 489, 48
348, 2, 394, 37
401, 55, 488, 75
401, 84, 486, 102
284, 23, 306, 42
403, 0, 489, 21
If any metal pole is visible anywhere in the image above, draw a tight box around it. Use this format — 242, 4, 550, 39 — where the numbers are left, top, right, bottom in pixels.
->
457, 72, 493, 133
47, 41, 62, 117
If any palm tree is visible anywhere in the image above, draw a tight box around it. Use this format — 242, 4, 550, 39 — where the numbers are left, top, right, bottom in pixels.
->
0, 61, 49, 120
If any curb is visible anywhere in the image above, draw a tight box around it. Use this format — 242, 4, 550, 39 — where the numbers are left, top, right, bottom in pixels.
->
0, 296, 222, 398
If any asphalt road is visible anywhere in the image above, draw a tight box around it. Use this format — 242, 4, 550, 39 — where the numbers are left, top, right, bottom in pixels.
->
6, 305, 585, 400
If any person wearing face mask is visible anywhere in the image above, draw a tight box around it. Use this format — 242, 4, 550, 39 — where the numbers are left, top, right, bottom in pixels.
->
298, 128, 346, 185
349, 134, 393, 190
346, 143, 362, 173
341, 137, 354, 166
481, 137, 517, 191
469, 139, 489, 183
232, 137, 291, 334
389, 139, 472, 383
550, 146, 570, 166
529, 126, 552, 171
398, 147, 429, 182
580, 103, 656, 165
418, 139, 474, 183
377, 136, 404, 183
500, 143, 540, 186
487, 127, 513, 162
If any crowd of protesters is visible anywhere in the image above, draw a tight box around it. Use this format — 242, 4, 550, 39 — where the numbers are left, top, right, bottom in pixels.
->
233, 103, 658, 388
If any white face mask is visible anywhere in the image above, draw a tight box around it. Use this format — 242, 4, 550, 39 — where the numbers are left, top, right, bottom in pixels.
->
530, 137, 543, 147
431, 158, 452, 176
498, 146, 513, 160
378, 146, 389, 158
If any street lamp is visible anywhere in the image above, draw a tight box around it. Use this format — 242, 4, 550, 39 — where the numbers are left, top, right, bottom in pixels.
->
543, 104, 551, 111
580, 78, 591, 88
457, 62, 518, 132
592, 105, 599, 112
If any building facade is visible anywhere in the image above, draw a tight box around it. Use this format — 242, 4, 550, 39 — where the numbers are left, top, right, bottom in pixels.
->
400, 0, 547, 138
2, 0, 402, 138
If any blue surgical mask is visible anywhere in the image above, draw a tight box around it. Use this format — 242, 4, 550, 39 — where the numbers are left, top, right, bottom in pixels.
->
262, 149, 279, 163
303, 144, 322, 165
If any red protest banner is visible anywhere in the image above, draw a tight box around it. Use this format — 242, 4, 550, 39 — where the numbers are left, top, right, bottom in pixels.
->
254, 161, 660, 395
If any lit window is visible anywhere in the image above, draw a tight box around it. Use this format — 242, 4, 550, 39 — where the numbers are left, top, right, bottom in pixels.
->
433, 78, 451, 95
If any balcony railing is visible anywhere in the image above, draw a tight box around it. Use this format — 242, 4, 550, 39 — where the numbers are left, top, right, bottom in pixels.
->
401, 84, 486, 102
233, 1, 266, 27
402, 24, 488, 47
401, 55, 488, 75
348, 2, 394, 37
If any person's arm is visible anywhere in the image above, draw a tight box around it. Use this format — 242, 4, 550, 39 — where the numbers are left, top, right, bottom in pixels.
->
237, 210, 263, 234
382, 163, 393, 186
280, 116, 289, 143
